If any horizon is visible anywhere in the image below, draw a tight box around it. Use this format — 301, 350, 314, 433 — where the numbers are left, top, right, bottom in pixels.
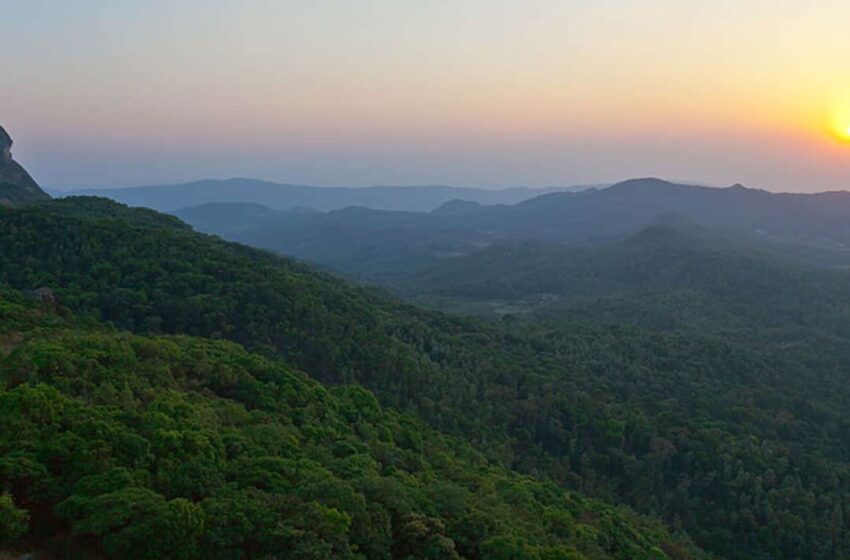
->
5, 1, 850, 191
45, 175, 603, 194
44, 175, 850, 197
46, 176, 830, 197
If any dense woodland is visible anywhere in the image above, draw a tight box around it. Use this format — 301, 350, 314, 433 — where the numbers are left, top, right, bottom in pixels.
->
2, 198, 850, 558
397, 224, 850, 328
0, 289, 704, 559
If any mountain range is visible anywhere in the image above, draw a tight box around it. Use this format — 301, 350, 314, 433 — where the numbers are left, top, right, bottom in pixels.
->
59, 178, 593, 213
171, 178, 850, 285
5, 124, 850, 558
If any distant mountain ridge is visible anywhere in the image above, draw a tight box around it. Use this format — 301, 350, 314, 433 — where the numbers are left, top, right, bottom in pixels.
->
61, 177, 594, 212
430, 199, 485, 216
174, 177, 850, 281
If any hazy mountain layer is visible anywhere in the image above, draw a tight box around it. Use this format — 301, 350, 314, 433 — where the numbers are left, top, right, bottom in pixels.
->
173, 178, 850, 283
63, 178, 590, 212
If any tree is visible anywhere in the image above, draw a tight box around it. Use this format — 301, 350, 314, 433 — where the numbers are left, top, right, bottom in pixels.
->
0, 493, 28, 546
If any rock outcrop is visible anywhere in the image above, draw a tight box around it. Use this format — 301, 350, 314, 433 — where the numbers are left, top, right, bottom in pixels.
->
0, 126, 49, 205
23, 287, 58, 308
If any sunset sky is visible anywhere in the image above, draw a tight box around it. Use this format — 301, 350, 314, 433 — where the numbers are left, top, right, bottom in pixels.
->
4, 0, 850, 191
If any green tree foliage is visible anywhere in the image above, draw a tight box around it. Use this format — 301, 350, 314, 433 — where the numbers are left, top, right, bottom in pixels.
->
0, 492, 29, 546
0, 292, 699, 559
4, 197, 850, 558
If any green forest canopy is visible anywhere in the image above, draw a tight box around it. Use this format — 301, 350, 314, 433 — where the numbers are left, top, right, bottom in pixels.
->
0, 289, 701, 559
2, 197, 850, 558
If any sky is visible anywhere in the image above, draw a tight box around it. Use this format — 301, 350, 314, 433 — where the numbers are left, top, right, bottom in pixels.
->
3, 0, 850, 191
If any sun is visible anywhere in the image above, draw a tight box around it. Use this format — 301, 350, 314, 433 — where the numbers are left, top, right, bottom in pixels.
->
831, 107, 850, 143
831, 120, 850, 143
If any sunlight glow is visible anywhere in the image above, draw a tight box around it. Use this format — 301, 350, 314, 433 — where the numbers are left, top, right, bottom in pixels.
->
6, 0, 850, 188
831, 107, 850, 143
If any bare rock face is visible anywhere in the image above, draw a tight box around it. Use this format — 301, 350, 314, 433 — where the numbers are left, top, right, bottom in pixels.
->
24, 287, 58, 308
0, 126, 12, 160
0, 125, 49, 205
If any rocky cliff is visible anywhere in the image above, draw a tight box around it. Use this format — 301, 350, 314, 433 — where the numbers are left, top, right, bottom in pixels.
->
0, 126, 49, 205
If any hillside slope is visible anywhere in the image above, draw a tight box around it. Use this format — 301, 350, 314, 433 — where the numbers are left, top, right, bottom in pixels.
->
0, 290, 700, 559
399, 224, 850, 333
3, 198, 850, 558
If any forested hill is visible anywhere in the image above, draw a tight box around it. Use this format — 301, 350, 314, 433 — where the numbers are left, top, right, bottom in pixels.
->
0, 290, 699, 559
4, 197, 850, 558
396, 224, 850, 333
